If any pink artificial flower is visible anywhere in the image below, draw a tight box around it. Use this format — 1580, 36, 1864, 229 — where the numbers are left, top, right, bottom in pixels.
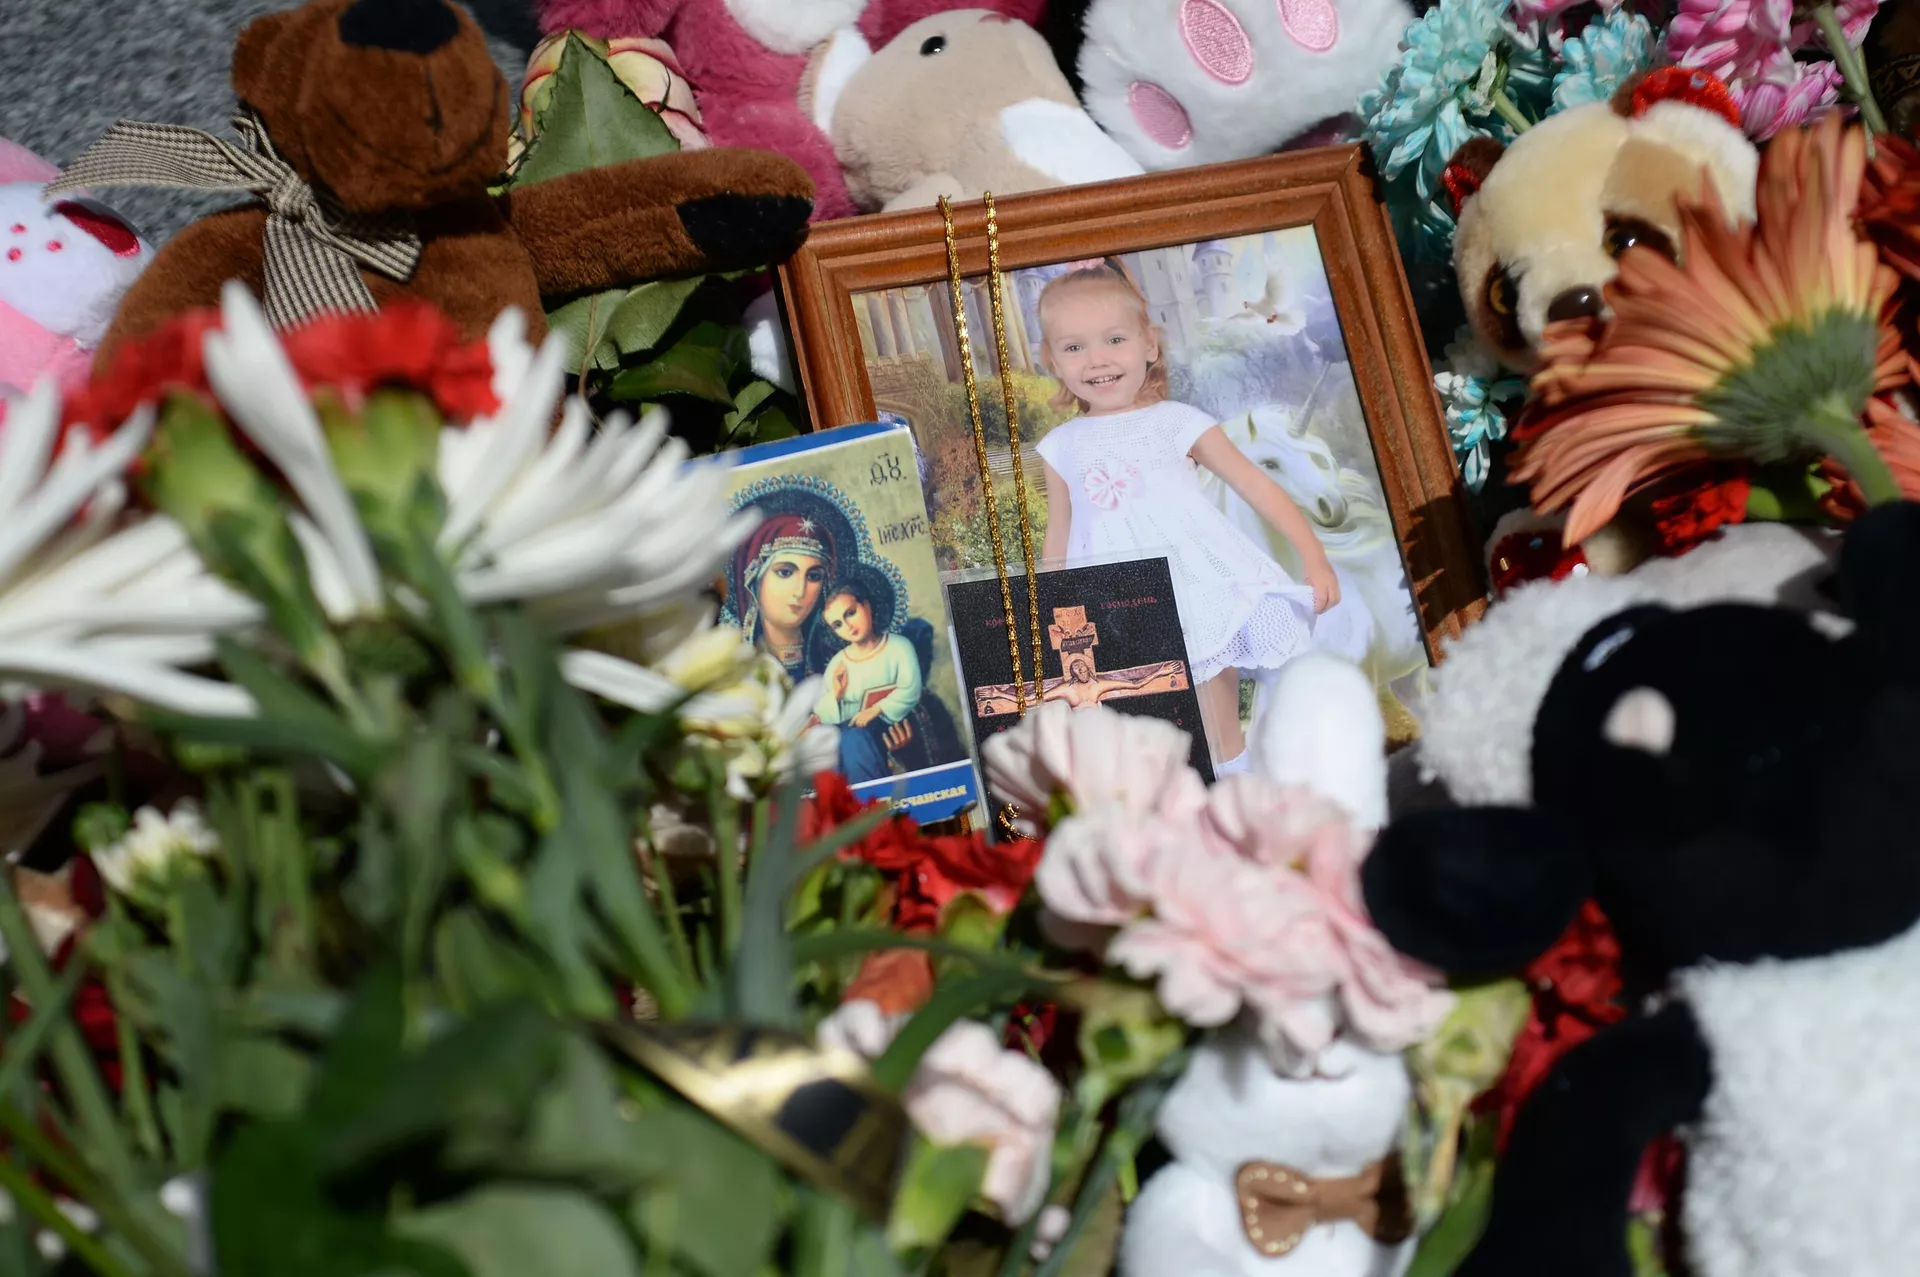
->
902, 1021, 1062, 1227
1738, 53, 1844, 138
982, 700, 1206, 836
1049, 772, 1453, 1070
1107, 846, 1334, 1028
1201, 773, 1349, 866
1669, 0, 1880, 139
1031, 807, 1167, 931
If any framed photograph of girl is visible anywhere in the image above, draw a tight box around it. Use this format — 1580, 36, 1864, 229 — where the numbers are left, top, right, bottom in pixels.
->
776, 148, 1488, 760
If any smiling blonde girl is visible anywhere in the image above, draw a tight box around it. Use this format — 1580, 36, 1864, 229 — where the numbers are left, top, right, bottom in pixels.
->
1032, 259, 1339, 771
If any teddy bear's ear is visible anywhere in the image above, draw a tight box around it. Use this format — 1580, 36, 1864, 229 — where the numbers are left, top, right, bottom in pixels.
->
1363, 807, 1593, 977
1441, 137, 1503, 217
230, 4, 312, 124
1834, 499, 1920, 669
1612, 66, 1742, 130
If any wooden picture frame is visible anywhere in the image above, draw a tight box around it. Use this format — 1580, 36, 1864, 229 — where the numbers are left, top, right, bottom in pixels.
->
776, 147, 1488, 659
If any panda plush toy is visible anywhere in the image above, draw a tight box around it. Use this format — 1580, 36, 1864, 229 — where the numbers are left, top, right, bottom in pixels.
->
1362, 500, 1920, 1277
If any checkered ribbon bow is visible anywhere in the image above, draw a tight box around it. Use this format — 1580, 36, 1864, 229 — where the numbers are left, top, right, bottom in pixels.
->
47, 110, 422, 330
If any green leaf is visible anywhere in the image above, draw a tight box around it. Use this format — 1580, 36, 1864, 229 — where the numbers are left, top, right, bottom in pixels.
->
321, 1000, 562, 1173
307, 965, 406, 1130
434, 908, 553, 1012
218, 1035, 314, 1119
212, 1120, 468, 1277
546, 287, 628, 372
513, 33, 679, 188
600, 277, 710, 363
624, 1103, 784, 1277
545, 680, 692, 1016
728, 779, 808, 1030
790, 928, 1035, 981
402, 1186, 641, 1277
1028, 1050, 1188, 1277
1404, 1120, 1499, 1277
608, 321, 743, 405
794, 1191, 906, 1277
886, 1138, 988, 1255
742, 400, 801, 445
0, 952, 90, 1101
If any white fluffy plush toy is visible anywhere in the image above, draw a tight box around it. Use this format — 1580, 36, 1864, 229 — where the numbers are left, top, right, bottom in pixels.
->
1414, 521, 1843, 807
1061, 0, 1412, 171
1120, 652, 1419, 1277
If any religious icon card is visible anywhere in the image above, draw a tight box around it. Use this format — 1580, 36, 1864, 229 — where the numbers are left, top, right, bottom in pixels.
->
702, 422, 980, 823
945, 556, 1215, 787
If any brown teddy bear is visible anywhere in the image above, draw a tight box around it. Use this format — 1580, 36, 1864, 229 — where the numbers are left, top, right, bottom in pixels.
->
53, 0, 815, 368
1444, 67, 1758, 372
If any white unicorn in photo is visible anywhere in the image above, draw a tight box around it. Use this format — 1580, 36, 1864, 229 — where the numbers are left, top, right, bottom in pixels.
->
1199, 382, 1426, 707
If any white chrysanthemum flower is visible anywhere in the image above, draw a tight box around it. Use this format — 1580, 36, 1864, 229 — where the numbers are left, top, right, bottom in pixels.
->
0, 381, 261, 717
208, 283, 753, 631
193, 286, 833, 785
562, 626, 839, 798
93, 799, 220, 899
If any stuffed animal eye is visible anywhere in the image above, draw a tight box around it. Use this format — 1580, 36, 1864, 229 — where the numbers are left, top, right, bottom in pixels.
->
1483, 267, 1524, 349
1603, 216, 1677, 262
920, 35, 947, 55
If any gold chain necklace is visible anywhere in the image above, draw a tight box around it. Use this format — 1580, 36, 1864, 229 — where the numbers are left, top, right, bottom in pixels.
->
940, 194, 1046, 840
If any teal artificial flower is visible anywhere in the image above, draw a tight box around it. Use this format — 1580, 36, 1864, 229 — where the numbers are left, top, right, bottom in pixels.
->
1361, 0, 1553, 262
1552, 10, 1657, 112
1433, 332, 1527, 490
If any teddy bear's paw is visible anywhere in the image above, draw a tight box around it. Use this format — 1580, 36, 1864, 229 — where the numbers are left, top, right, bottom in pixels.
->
676, 192, 814, 269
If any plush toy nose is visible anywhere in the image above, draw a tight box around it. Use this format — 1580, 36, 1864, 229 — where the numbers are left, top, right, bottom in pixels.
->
678, 194, 814, 269
339, 0, 461, 54
1546, 286, 1604, 324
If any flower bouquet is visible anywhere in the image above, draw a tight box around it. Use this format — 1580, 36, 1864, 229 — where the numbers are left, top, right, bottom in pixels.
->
0, 284, 1526, 1275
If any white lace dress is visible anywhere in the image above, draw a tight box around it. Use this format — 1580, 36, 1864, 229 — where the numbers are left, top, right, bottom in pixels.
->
1035, 400, 1316, 683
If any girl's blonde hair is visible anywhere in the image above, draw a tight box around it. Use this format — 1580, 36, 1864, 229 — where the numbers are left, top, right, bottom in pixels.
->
1035, 259, 1170, 414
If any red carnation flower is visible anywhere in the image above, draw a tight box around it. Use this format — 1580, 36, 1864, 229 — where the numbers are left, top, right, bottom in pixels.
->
62, 300, 499, 435
799, 775, 1042, 929
283, 301, 498, 419
62, 307, 225, 438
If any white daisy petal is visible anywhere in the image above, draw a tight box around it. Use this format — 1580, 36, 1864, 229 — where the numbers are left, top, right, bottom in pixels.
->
203, 282, 382, 613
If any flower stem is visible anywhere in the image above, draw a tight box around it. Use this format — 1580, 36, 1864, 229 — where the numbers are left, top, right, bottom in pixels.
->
1803, 397, 1902, 506
1814, 3, 1890, 137
1489, 88, 1532, 135
0, 879, 134, 1192
0, 1155, 135, 1277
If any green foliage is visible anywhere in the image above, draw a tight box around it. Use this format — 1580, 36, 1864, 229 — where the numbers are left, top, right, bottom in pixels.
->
507, 33, 803, 452
512, 33, 678, 189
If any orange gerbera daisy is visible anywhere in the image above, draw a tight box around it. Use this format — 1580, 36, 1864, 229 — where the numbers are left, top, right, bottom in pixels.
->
1512, 115, 1908, 544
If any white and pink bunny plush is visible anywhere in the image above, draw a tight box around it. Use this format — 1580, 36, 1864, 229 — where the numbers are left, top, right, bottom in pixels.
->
1060, 0, 1413, 172
0, 138, 151, 405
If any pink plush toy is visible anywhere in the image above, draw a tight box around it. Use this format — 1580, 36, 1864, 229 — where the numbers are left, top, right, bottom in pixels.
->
536, 0, 1046, 223
0, 139, 151, 404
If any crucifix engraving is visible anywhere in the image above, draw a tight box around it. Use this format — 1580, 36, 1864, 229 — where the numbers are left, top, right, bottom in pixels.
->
973, 605, 1191, 717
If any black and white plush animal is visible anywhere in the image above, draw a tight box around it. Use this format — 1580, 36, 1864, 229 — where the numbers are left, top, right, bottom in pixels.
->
1361, 500, 1920, 1277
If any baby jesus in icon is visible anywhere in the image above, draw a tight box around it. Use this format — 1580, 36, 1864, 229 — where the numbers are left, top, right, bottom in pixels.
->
972, 606, 1190, 717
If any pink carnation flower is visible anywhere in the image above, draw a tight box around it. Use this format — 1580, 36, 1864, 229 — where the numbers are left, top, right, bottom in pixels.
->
816, 1010, 1062, 1227
982, 700, 1205, 836
1036, 771, 1452, 1070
